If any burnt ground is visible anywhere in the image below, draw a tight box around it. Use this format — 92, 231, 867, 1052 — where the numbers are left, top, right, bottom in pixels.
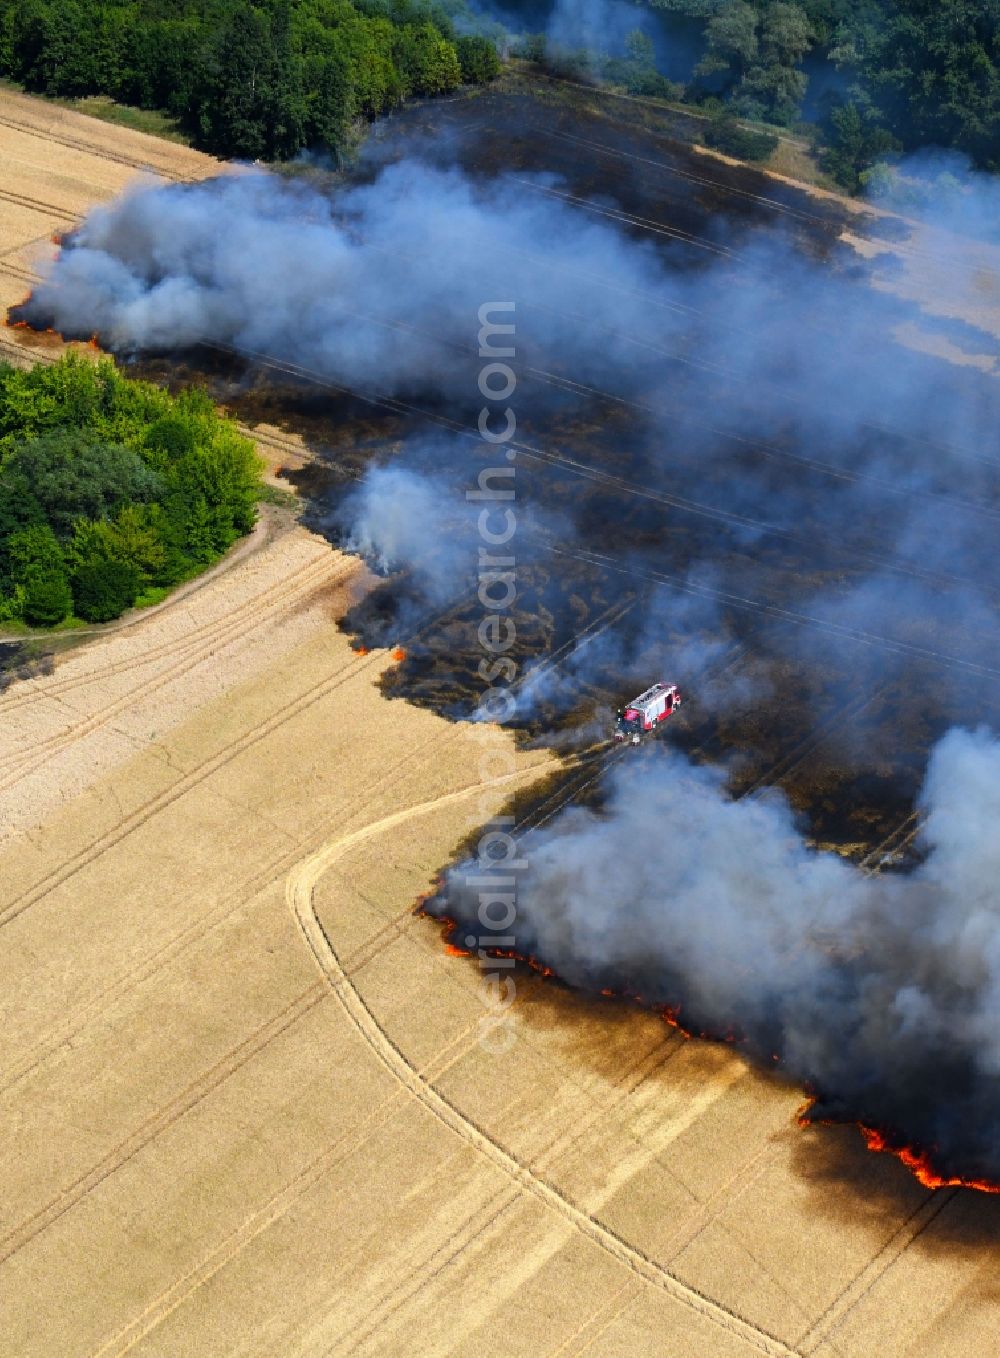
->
105, 83, 1000, 861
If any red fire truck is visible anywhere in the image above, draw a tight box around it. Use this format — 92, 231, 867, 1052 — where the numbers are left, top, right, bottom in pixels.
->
614, 682, 682, 744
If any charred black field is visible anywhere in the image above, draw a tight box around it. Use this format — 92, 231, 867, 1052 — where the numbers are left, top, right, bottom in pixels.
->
96, 83, 1000, 862
19, 76, 1000, 1186
214, 85, 998, 865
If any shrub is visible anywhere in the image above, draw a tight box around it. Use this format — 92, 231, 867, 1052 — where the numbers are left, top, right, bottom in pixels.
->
23, 572, 72, 627
72, 555, 142, 623
702, 108, 778, 161
456, 35, 500, 85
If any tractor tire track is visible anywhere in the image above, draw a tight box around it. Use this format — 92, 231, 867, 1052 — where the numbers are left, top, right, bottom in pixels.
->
795, 1186, 959, 1355
0, 110, 202, 182
0, 259, 42, 287
0, 329, 58, 367
287, 779, 802, 1358
0, 699, 505, 1255
0, 982, 327, 1269
860, 811, 922, 874
332, 1016, 695, 1356
84, 1006, 513, 1358
0, 709, 474, 1097
0, 584, 481, 1091
0, 553, 342, 781
0, 641, 387, 932
0, 186, 78, 224
512, 177, 734, 257
204, 340, 1000, 602
0, 554, 346, 791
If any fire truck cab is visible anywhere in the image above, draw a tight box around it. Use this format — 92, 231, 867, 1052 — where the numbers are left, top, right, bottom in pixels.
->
614, 682, 682, 745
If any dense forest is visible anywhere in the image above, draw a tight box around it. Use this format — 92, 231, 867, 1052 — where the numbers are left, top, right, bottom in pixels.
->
0, 0, 500, 160
0, 0, 995, 182
515, 0, 998, 186
0, 356, 263, 627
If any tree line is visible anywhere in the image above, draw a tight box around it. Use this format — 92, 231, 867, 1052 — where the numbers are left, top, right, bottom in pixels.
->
0, 355, 264, 627
0, 0, 501, 161
682, 0, 998, 186
512, 0, 998, 189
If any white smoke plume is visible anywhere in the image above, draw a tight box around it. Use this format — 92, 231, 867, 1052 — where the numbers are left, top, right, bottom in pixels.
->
17, 133, 1000, 1185
432, 726, 1000, 1182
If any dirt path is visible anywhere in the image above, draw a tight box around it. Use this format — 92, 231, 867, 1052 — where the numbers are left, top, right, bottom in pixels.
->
1, 510, 275, 649
286, 781, 801, 1358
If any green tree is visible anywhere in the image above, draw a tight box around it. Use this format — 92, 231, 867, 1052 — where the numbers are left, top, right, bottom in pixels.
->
184, 496, 216, 566
302, 46, 355, 150
6, 522, 65, 584
0, 3, 15, 74
23, 570, 72, 626
71, 554, 141, 623
455, 34, 500, 84
109, 504, 168, 583
760, 2, 812, 67
5, 427, 163, 539
193, 3, 305, 160
0, 355, 263, 628
142, 413, 198, 468
5, 523, 72, 626
393, 21, 461, 95
0, 471, 44, 589
822, 100, 899, 191
737, 58, 807, 123
696, 1, 758, 81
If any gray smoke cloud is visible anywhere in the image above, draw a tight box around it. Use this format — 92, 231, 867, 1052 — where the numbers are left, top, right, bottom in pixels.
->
20, 157, 999, 475
18, 133, 1000, 1184
455, 0, 674, 67
334, 439, 568, 608
20, 151, 1000, 728
21, 163, 673, 400
432, 725, 1000, 1182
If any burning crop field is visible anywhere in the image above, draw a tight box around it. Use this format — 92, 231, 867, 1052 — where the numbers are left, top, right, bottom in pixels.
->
13, 82, 1000, 1195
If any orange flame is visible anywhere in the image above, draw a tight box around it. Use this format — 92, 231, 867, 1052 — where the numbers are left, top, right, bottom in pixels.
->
413, 877, 446, 914
424, 897, 1000, 1196
798, 1097, 1000, 1194
859, 1126, 1000, 1194
354, 645, 369, 656
391, 646, 407, 662
661, 1004, 692, 1037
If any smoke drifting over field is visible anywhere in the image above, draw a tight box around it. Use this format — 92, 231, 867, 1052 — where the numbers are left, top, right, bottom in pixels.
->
434, 726, 1000, 1184
20, 163, 674, 401
22, 151, 1000, 714
15, 104, 1000, 1186
468, 0, 672, 63
333, 438, 567, 607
